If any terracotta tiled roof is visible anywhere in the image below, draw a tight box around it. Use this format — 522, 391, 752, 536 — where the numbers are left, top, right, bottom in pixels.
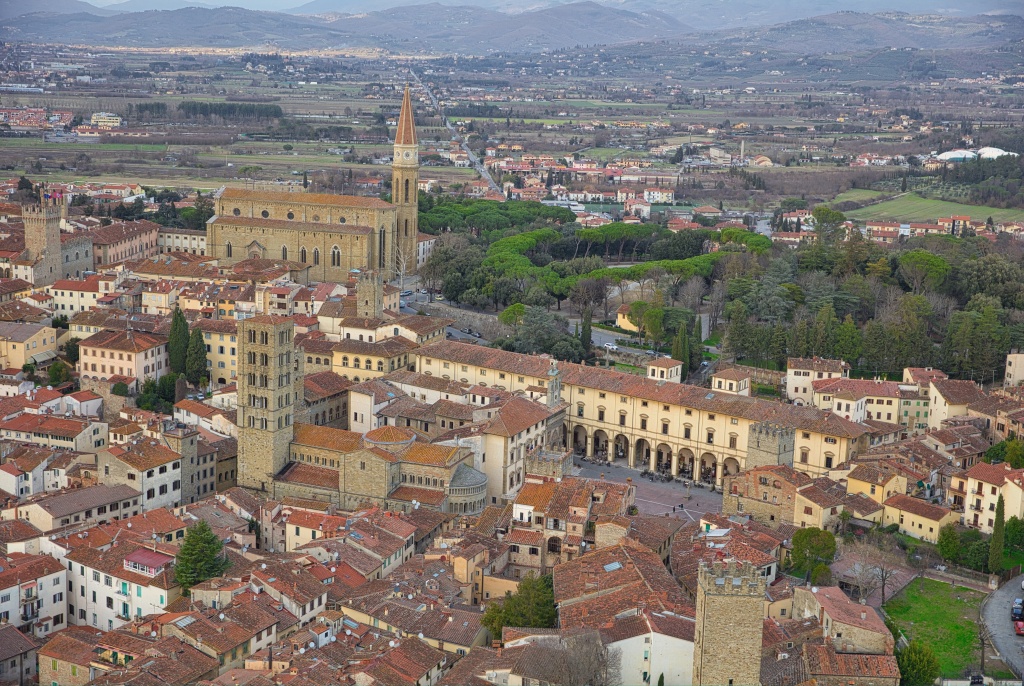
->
81, 328, 166, 353
964, 460, 1019, 486
219, 187, 393, 209
932, 379, 986, 406
303, 371, 353, 402
796, 585, 888, 634
292, 423, 363, 452
804, 644, 899, 678
276, 462, 339, 490
883, 494, 952, 522
387, 486, 445, 507
106, 441, 179, 470
37, 628, 103, 664
787, 357, 849, 374
514, 480, 559, 510
419, 343, 870, 438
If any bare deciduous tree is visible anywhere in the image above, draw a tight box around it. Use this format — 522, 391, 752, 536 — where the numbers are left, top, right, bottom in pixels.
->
681, 276, 708, 312
554, 631, 622, 686
707, 280, 727, 332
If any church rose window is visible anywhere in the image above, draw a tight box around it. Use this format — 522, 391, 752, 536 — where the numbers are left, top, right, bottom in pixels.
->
261, 210, 269, 218
339, 217, 346, 224
287, 212, 294, 220
232, 208, 240, 216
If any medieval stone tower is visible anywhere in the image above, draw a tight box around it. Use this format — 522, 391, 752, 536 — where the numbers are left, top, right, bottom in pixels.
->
21, 198, 62, 286
237, 315, 305, 492
693, 560, 766, 686
355, 270, 384, 319
745, 421, 796, 469
392, 83, 420, 274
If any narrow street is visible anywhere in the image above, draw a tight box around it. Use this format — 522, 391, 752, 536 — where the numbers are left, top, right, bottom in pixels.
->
982, 572, 1024, 677
409, 71, 500, 193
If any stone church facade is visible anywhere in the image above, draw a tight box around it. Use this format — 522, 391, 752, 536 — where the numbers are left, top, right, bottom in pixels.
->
208, 85, 421, 281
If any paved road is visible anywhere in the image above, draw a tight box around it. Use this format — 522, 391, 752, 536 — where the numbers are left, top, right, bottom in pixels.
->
982, 572, 1024, 677
573, 459, 723, 522
410, 71, 499, 193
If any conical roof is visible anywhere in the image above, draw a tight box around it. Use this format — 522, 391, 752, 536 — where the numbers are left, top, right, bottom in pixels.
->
395, 84, 417, 146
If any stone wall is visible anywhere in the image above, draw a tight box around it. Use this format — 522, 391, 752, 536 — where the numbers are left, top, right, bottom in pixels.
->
80, 376, 134, 421
415, 303, 511, 341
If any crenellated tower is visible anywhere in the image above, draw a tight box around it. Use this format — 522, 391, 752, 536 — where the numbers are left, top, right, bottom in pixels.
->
21, 197, 63, 286
693, 559, 766, 686
392, 84, 420, 274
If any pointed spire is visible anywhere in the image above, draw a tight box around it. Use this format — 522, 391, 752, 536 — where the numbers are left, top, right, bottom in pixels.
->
395, 83, 417, 146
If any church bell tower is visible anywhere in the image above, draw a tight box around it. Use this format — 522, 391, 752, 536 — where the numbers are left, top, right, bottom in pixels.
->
392, 84, 420, 275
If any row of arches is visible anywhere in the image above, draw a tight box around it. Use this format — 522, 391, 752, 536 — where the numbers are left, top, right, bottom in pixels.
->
568, 424, 741, 484
224, 243, 345, 267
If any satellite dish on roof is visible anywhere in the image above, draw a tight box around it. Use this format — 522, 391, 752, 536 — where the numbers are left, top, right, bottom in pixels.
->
346, 629, 351, 636
219, 613, 225, 621
331, 636, 337, 643
50, 535, 56, 541
389, 641, 396, 648
261, 563, 267, 569
418, 633, 424, 640
309, 641, 315, 649
299, 648, 305, 655
151, 631, 157, 637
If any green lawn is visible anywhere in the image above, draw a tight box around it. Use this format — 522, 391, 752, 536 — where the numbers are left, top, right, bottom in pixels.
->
832, 188, 887, 204
846, 193, 1024, 224
884, 578, 987, 678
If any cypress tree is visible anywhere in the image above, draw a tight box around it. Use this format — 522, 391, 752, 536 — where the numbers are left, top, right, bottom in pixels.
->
175, 520, 230, 594
990, 494, 1005, 573
689, 317, 703, 371
185, 327, 207, 387
580, 309, 592, 352
168, 308, 189, 375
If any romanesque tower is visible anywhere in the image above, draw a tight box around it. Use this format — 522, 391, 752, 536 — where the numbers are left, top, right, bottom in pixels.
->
237, 316, 305, 492
693, 559, 766, 686
355, 270, 384, 319
392, 84, 420, 274
746, 421, 796, 469
21, 197, 62, 286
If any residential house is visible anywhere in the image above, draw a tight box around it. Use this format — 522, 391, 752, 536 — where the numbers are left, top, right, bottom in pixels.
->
1, 484, 140, 531
791, 585, 894, 655
0, 322, 57, 370
78, 329, 170, 388
0, 553, 67, 637
787, 358, 851, 407
65, 539, 180, 631
881, 494, 956, 543
0, 623, 39, 686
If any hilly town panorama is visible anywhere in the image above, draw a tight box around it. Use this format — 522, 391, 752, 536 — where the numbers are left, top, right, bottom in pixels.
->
0, 2, 1022, 685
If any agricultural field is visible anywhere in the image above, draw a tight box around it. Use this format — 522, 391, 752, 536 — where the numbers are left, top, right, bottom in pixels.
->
846, 193, 1024, 224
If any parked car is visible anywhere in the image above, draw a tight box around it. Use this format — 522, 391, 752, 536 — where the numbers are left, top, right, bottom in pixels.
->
1012, 598, 1023, 620
435, 295, 444, 301
604, 343, 618, 351
461, 328, 471, 334
471, 332, 482, 339
420, 289, 429, 294
1014, 621, 1024, 636
644, 349, 659, 356
400, 290, 413, 296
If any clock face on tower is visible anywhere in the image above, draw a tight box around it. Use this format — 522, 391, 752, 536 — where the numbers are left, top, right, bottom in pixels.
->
404, 151, 411, 159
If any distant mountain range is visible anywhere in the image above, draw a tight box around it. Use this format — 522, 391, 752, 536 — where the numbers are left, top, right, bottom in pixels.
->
5, 0, 1023, 24
0, 0, 1021, 53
